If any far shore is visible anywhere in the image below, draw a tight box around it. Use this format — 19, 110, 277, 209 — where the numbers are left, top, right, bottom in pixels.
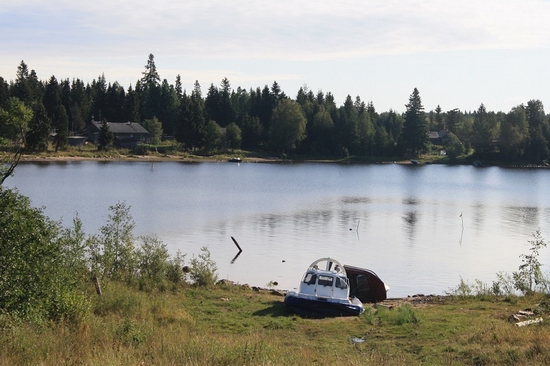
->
16, 153, 280, 164
6, 150, 549, 168
16, 154, 423, 165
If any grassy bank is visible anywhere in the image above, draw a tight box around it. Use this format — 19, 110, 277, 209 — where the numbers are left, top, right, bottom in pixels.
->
2, 280, 550, 365
3, 142, 449, 165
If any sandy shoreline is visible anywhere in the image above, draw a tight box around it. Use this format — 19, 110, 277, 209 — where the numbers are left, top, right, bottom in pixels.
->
16, 154, 281, 164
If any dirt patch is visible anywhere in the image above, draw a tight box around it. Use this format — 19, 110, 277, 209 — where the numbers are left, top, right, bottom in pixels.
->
378, 294, 447, 309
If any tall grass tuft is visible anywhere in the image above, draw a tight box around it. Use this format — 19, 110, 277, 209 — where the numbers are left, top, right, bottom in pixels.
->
361, 304, 377, 325
376, 304, 421, 326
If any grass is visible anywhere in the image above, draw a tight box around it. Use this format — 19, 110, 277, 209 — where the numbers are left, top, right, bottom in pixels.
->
2, 281, 550, 365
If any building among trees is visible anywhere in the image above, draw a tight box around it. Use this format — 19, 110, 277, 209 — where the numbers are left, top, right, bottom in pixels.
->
88, 120, 151, 149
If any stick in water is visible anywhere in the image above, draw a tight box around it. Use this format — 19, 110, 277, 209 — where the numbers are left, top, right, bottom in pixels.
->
231, 236, 243, 253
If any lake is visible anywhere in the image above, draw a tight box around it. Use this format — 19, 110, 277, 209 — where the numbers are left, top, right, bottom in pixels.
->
5, 160, 550, 298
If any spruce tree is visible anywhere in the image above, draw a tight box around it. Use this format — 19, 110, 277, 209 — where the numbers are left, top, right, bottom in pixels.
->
97, 119, 114, 151
400, 88, 428, 157
55, 106, 69, 151
141, 54, 160, 86
26, 102, 51, 152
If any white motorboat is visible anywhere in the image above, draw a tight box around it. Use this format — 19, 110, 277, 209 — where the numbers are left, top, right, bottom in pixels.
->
284, 258, 365, 317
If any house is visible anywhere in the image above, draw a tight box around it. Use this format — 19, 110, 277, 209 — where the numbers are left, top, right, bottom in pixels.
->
88, 121, 151, 148
427, 131, 449, 145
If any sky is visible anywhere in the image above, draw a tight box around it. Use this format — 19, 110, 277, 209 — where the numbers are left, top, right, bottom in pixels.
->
1, 0, 550, 114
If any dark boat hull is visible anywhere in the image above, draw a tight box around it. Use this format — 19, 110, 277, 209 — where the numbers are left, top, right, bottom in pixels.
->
284, 294, 363, 317
344, 265, 388, 303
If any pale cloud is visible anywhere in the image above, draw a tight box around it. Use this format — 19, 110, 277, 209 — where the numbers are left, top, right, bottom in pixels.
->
1, 0, 550, 111
2, 0, 549, 59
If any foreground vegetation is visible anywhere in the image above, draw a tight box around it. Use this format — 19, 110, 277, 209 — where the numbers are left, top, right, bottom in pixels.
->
3, 282, 550, 365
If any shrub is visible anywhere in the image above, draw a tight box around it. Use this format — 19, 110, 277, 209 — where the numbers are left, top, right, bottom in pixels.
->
445, 277, 473, 297
513, 229, 547, 295
493, 271, 516, 296
88, 202, 137, 282
189, 247, 218, 287
136, 235, 170, 291
166, 250, 187, 289
0, 187, 89, 323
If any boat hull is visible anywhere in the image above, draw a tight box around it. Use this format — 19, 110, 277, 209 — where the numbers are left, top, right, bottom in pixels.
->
344, 265, 388, 303
284, 293, 364, 317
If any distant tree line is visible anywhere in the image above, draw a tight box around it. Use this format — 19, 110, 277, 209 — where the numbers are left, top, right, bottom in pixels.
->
1, 54, 550, 163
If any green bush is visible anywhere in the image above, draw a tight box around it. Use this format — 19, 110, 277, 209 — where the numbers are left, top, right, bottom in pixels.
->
0, 187, 224, 325
88, 202, 137, 282
513, 229, 547, 295
136, 235, 170, 291
189, 247, 218, 287
166, 250, 187, 289
445, 276, 473, 297
0, 187, 89, 323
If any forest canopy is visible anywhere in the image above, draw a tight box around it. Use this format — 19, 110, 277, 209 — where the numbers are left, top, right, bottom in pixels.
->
1, 55, 549, 164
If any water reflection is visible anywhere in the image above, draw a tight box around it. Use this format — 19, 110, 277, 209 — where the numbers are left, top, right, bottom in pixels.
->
292, 209, 334, 229
258, 214, 283, 233
341, 196, 372, 204
501, 206, 540, 227
403, 198, 419, 206
472, 203, 486, 234
402, 210, 419, 242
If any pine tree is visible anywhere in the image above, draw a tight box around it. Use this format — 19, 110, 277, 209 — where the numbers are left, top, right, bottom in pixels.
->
434, 105, 444, 131
219, 78, 233, 127
97, 119, 114, 151
446, 108, 461, 134
175, 74, 183, 98
336, 95, 359, 154
26, 102, 51, 152
525, 99, 549, 163
472, 103, 494, 156
141, 54, 160, 86
400, 88, 428, 157
55, 106, 69, 151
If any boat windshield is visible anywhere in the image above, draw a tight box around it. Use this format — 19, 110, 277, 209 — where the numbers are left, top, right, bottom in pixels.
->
318, 275, 333, 287
303, 273, 317, 285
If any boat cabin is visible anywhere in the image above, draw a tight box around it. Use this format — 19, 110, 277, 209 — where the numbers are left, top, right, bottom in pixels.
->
299, 267, 350, 301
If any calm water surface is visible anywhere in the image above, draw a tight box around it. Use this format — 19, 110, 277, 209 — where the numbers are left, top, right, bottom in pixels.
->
5, 161, 550, 297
